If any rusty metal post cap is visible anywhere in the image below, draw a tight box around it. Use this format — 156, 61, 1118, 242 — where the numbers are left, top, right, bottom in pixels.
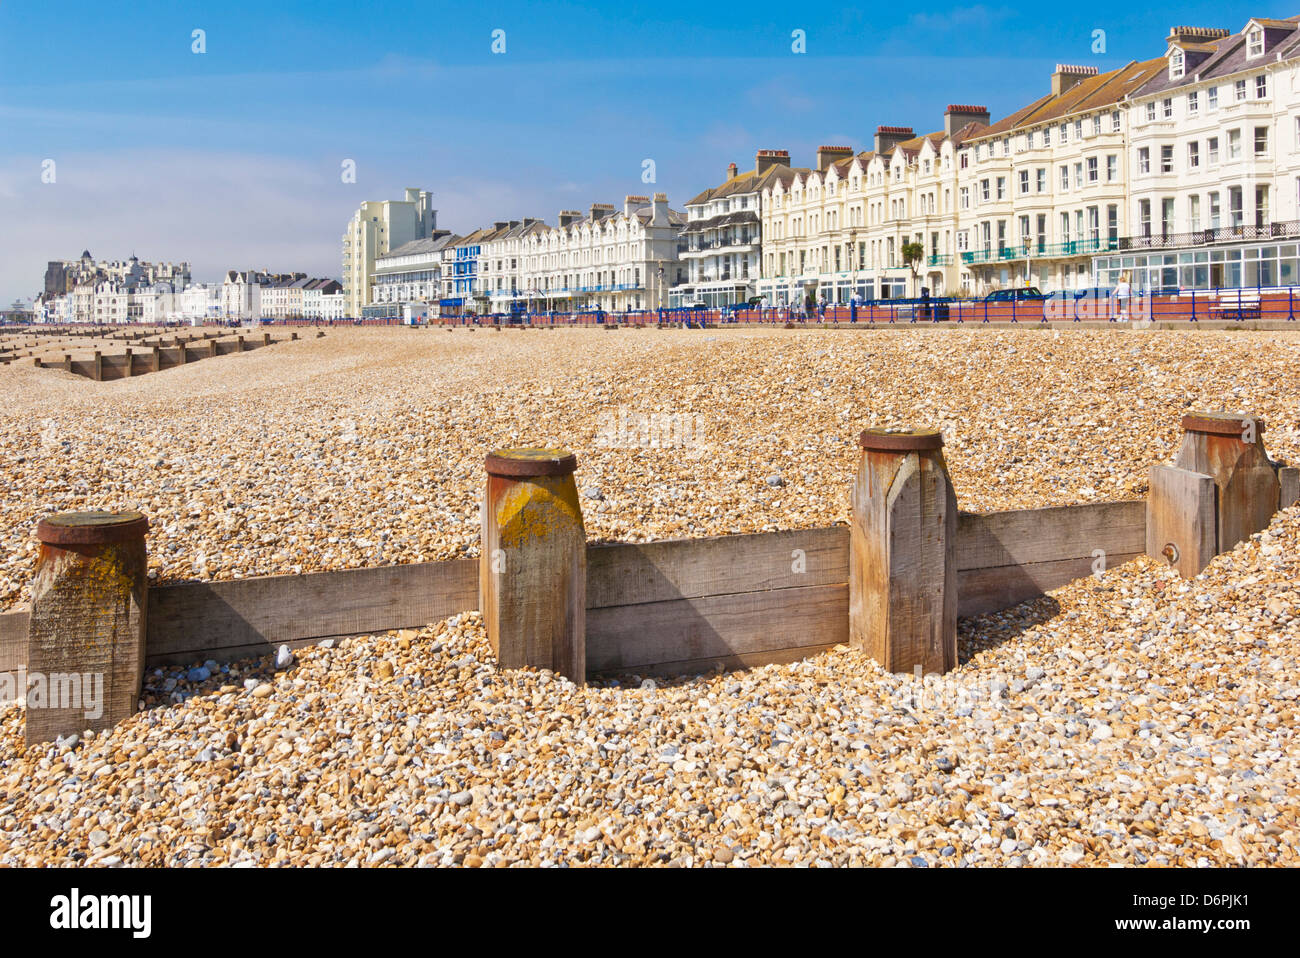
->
485, 448, 578, 478
1181, 411, 1265, 436
859, 428, 944, 452
36, 511, 149, 546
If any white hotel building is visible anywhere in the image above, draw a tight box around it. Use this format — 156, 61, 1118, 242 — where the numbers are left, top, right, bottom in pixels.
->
516, 195, 687, 312
754, 15, 1300, 299
1097, 18, 1300, 289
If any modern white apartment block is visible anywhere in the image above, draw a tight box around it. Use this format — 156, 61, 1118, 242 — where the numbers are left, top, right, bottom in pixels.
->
518, 195, 686, 312
340, 188, 438, 318
672, 152, 792, 307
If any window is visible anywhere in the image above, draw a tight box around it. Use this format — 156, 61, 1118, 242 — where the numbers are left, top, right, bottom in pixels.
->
1019, 215, 1030, 243
1208, 136, 1219, 165
1248, 26, 1264, 58
1060, 165, 1069, 191
996, 176, 1006, 200
1208, 86, 1219, 110
1160, 145, 1174, 173
1163, 98, 1173, 119
1209, 191, 1221, 228
1107, 205, 1119, 244
960, 151, 969, 169
1256, 186, 1270, 227
1061, 212, 1071, 243
976, 144, 984, 161
1188, 90, 1199, 113
1256, 75, 1268, 99
1188, 141, 1200, 168
1059, 122, 1068, 143
1170, 49, 1185, 79
980, 179, 990, 202
1139, 199, 1152, 237
960, 187, 970, 209
1137, 147, 1150, 174
1111, 111, 1121, 132
1087, 157, 1098, 183
1107, 155, 1118, 181
1229, 186, 1243, 227
1043, 127, 1051, 147
1255, 126, 1269, 157
1019, 170, 1030, 194
1036, 214, 1047, 251
1235, 79, 1247, 101
1146, 101, 1157, 122
1074, 163, 1083, 189
1161, 198, 1175, 238
1228, 128, 1242, 160
1074, 120, 1083, 140
1189, 195, 1201, 231
1093, 115, 1102, 136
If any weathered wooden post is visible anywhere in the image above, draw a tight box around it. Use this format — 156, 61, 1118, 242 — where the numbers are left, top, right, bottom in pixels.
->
1176, 412, 1281, 553
263, 332, 272, 347
123, 347, 133, 378
25, 512, 149, 745
177, 341, 188, 366
480, 449, 586, 683
208, 339, 218, 358
93, 350, 102, 381
850, 428, 958, 675
1149, 411, 1294, 577
151, 344, 161, 373
237, 335, 245, 352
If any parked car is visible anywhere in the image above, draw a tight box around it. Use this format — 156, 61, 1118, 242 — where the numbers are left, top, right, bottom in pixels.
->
984, 286, 1047, 302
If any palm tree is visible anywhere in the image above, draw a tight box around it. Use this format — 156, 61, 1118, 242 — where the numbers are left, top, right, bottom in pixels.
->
901, 241, 925, 298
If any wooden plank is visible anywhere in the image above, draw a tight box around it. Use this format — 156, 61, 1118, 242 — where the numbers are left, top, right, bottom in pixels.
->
1146, 464, 1217, 578
586, 582, 848, 674
587, 526, 847, 609
146, 558, 478, 658
956, 500, 1146, 571
1279, 466, 1299, 510
0, 611, 28, 671
957, 552, 1141, 617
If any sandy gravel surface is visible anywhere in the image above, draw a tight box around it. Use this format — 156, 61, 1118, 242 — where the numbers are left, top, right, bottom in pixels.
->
2, 326, 1297, 612
0, 507, 1295, 867
1, 325, 1297, 867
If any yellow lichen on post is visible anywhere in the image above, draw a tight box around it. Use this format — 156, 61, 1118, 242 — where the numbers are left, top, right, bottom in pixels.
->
480, 449, 586, 683
26, 511, 149, 745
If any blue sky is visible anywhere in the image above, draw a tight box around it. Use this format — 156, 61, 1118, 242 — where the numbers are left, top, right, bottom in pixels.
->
0, 0, 1278, 303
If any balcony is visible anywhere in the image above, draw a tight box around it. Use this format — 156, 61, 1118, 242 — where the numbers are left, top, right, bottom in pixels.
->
926, 254, 953, 266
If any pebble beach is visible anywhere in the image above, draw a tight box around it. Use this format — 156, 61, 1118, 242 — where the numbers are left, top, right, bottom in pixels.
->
1, 325, 1298, 866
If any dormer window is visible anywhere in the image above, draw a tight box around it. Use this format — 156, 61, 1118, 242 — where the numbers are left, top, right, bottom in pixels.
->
1247, 26, 1264, 58
1170, 49, 1185, 79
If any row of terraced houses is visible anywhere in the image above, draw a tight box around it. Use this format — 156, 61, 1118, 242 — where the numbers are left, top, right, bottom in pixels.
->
342, 16, 1300, 318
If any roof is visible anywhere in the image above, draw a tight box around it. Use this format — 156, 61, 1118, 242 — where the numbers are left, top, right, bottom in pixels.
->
687, 163, 807, 205
1143, 17, 1300, 98
381, 233, 456, 258
970, 57, 1166, 141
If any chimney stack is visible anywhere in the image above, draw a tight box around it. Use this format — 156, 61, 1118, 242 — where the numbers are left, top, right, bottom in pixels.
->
1051, 64, 1099, 97
624, 194, 650, 217
944, 104, 991, 137
816, 145, 854, 171
1166, 25, 1229, 45
874, 126, 915, 154
651, 192, 669, 225
727, 161, 738, 180
755, 150, 791, 175
558, 210, 582, 228
589, 203, 615, 222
